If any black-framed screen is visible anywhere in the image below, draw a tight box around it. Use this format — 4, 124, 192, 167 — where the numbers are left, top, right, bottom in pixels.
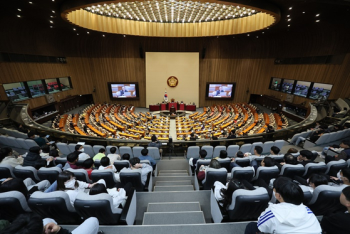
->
108, 82, 139, 99
206, 83, 236, 99
293, 81, 311, 98
269, 77, 282, 91
309, 82, 333, 100
280, 79, 296, 94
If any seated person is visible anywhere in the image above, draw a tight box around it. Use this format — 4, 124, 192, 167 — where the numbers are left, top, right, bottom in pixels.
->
99, 157, 120, 182
325, 140, 350, 163
40, 145, 51, 157
0, 177, 50, 198
93, 148, 106, 161
270, 146, 281, 156
83, 158, 94, 180
215, 150, 229, 160
23, 146, 43, 167
63, 152, 82, 170
107, 147, 121, 164
330, 168, 350, 188
120, 157, 153, 185
244, 177, 322, 234
266, 125, 275, 133
244, 146, 263, 158
34, 133, 50, 147
197, 159, 221, 183
227, 130, 236, 139
148, 135, 163, 155
121, 153, 130, 161
189, 132, 198, 141
250, 156, 275, 172
294, 174, 328, 193
277, 153, 298, 170
0, 147, 23, 167
138, 149, 156, 169
189, 149, 208, 174
75, 144, 90, 161
321, 186, 350, 234
297, 150, 315, 166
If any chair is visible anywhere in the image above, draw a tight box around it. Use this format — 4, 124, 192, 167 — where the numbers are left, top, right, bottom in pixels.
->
273, 140, 285, 150
91, 169, 118, 188
302, 162, 327, 179
261, 141, 274, 155
250, 142, 263, 154
279, 164, 305, 178
120, 169, 152, 192
195, 159, 211, 173
119, 146, 134, 158
65, 168, 92, 183
28, 191, 81, 224
68, 143, 77, 153
0, 135, 9, 146
6, 136, 17, 147
0, 164, 16, 178
55, 157, 67, 166
16, 138, 29, 149
217, 158, 231, 171
202, 146, 214, 159
0, 191, 31, 221
234, 158, 251, 167
307, 185, 347, 216
231, 167, 255, 181
227, 145, 240, 158
226, 188, 269, 221
114, 160, 130, 172
74, 188, 136, 225
38, 167, 62, 184
240, 144, 252, 153
132, 146, 144, 158
56, 143, 72, 156
148, 147, 161, 160
269, 155, 284, 164
186, 146, 200, 159
24, 139, 39, 149
325, 160, 348, 177
252, 166, 279, 184
213, 146, 226, 158
14, 165, 40, 182
106, 145, 119, 155
93, 145, 105, 155
299, 185, 313, 204
202, 168, 227, 190
83, 145, 95, 157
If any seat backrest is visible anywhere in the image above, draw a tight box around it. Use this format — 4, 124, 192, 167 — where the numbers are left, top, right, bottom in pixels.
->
38, 167, 62, 183
120, 169, 144, 191
68, 143, 77, 153
227, 187, 269, 221
315, 133, 329, 145
307, 185, 347, 216
262, 141, 274, 154
0, 191, 31, 221
227, 145, 239, 157
213, 146, 227, 158
252, 166, 280, 183
273, 140, 285, 149
148, 147, 161, 160
114, 160, 130, 172
14, 165, 40, 182
280, 164, 305, 178
196, 159, 211, 173
66, 168, 92, 183
7, 136, 17, 147
56, 143, 72, 155
0, 135, 9, 146
203, 168, 227, 190
83, 145, 95, 157
132, 146, 144, 158
303, 162, 327, 178
91, 169, 117, 188
74, 192, 122, 225
231, 167, 254, 181
0, 163, 16, 178
202, 146, 214, 159
28, 191, 81, 224
250, 142, 263, 154
269, 155, 284, 164
217, 158, 231, 171
186, 146, 200, 159
24, 139, 39, 148
235, 158, 251, 167
106, 145, 119, 155
93, 145, 105, 155
240, 144, 252, 153
119, 146, 134, 158
325, 160, 348, 176
16, 138, 29, 149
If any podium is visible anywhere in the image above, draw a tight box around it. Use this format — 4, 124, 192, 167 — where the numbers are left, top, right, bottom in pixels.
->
149, 104, 160, 111
179, 103, 185, 110
170, 105, 176, 114
168, 102, 178, 110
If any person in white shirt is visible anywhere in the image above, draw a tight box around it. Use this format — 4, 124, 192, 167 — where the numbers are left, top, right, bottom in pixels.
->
98, 157, 120, 182
244, 177, 322, 234
107, 147, 121, 164
120, 157, 153, 185
75, 144, 90, 161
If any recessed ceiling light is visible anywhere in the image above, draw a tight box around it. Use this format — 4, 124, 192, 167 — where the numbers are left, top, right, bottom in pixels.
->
123, 35, 126, 37
50, 26, 53, 28
287, 19, 291, 21
73, 28, 76, 31
316, 14, 320, 17
316, 20, 320, 22
102, 35, 105, 37
29, 1, 32, 4
289, 7, 292, 10
87, 31, 89, 34
52, 10, 55, 13
18, 9, 21, 11
77, 33, 79, 35
50, 16, 54, 18
49, 20, 53, 23
262, 32, 265, 34
247, 34, 250, 36
17, 15, 21, 18
267, 27, 269, 29
287, 15, 290, 17
302, 12, 305, 14
256, 36, 258, 38
288, 24, 290, 27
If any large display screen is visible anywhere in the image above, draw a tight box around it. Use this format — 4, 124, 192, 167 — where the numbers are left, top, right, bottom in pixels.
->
281, 79, 295, 94
206, 83, 235, 99
293, 81, 311, 98
269, 77, 282, 91
309, 83, 333, 100
108, 83, 139, 99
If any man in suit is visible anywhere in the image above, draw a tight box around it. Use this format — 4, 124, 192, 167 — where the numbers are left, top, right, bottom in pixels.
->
120, 86, 126, 96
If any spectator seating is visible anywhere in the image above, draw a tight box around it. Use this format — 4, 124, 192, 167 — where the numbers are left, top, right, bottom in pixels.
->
132, 146, 143, 158
37, 167, 62, 184
66, 168, 92, 183
0, 164, 16, 178
0, 191, 32, 222
202, 146, 214, 159
234, 158, 251, 167
302, 162, 327, 179
279, 164, 305, 178
261, 141, 274, 154
14, 165, 40, 182
217, 158, 231, 171
231, 167, 254, 181
213, 146, 226, 158
195, 159, 211, 173
304, 129, 350, 149
106, 145, 120, 155
251, 166, 280, 184
120, 170, 152, 192
83, 145, 95, 157
119, 146, 134, 158
227, 145, 239, 157
186, 146, 200, 159
202, 168, 227, 190
325, 160, 348, 176
250, 142, 263, 154
239, 144, 252, 154
91, 169, 118, 189
148, 147, 161, 160
93, 145, 105, 155
114, 160, 130, 172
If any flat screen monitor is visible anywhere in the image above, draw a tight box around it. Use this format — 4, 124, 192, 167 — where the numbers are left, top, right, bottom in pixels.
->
108, 83, 139, 99
309, 82, 333, 100
293, 81, 311, 98
206, 83, 235, 99
281, 79, 295, 94
269, 77, 282, 91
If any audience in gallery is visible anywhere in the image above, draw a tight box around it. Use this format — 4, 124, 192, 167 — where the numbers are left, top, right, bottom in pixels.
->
75, 144, 90, 161
293, 174, 329, 194
93, 148, 106, 161
120, 157, 153, 185
107, 147, 121, 164
63, 152, 82, 170
98, 157, 120, 182
197, 159, 226, 184
0, 146, 23, 167
244, 177, 322, 234
34, 133, 50, 147
189, 149, 208, 174
270, 146, 281, 155
0, 177, 50, 199
324, 139, 350, 163
83, 158, 94, 180
297, 150, 316, 166
23, 146, 43, 167
138, 148, 157, 169
148, 135, 163, 155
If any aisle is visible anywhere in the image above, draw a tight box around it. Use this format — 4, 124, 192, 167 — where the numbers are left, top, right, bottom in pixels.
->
169, 119, 177, 140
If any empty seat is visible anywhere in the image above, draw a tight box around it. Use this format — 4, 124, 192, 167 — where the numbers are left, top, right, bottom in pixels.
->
28, 191, 81, 224
231, 167, 254, 181
13, 165, 40, 182
91, 169, 118, 188
68, 143, 77, 153
252, 166, 280, 184
186, 146, 200, 159
66, 168, 92, 183
148, 147, 161, 160
38, 167, 62, 184
302, 162, 327, 179
114, 160, 130, 172
0, 191, 31, 221
0, 164, 16, 178
82, 145, 95, 157
202, 168, 227, 190
227, 145, 239, 158
213, 146, 226, 158
325, 160, 348, 177
106, 145, 119, 155
202, 146, 214, 159
261, 141, 274, 155
132, 146, 144, 158
279, 164, 305, 178
240, 144, 252, 153
250, 142, 263, 154
93, 145, 105, 155
56, 143, 72, 156
119, 146, 134, 158
24, 139, 39, 149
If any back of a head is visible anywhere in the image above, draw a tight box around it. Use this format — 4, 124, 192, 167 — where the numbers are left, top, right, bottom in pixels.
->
39, 133, 46, 138
284, 153, 297, 165
99, 148, 106, 154
151, 135, 157, 142
141, 148, 148, 156
41, 145, 50, 153
34, 159, 48, 170
287, 148, 298, 154
209, 159, 221, 169
122, 153, 130, 160
190, 132, 195, 137
0, 213, 43, 234
57, 171, 74, 191
100, 157, 110, 167
341, 168, 350, 181
0, 147, 12, 161
199, 149, 207, 159
300, 150, 313, 160
83, 158, 94, 169
110, 147, 117, 154
49, 149, 59, 157
89, 183, 108, 195
67, 152, 79, 163
0, 178, 28, 198
219, 150, 228, 159
273, 177, 304, 205
27, 131, 35, 138
308, 174, 328, 187
342, 186, 350, 201
263, 157, 275, 167
236, 151, 244, 158
29, 146, 40, 154
271, 146, 280, 155
75, 144, 82, 151
342, 139, 350, 148
129, 157, 140, 167
255, 146, 263, 155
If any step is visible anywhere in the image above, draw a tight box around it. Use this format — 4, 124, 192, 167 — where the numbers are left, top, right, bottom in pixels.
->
142, 211, 205, 225
159, 170, 188, 174
158, 173, 189, 176
147, 202, 201, 212
153, 185, 194, 192
155, 180, 192, 186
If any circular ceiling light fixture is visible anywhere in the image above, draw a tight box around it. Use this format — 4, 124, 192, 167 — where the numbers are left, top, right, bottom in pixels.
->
61, 0, 280, 37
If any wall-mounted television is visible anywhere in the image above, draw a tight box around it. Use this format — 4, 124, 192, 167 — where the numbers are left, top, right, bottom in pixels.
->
309, 82, 333, 100
280, 79, 296, 94
108, 83, 139, 100
206, 83, 236, 99
293, 81, 311, 98
269, 77, 282, 91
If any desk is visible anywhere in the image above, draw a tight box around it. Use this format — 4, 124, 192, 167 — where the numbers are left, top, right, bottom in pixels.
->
179, 103, 185, 110
149, 105, 160, 111
168, 102, 178, 110
160, 103, 167, 110
186, 105, 196, 111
